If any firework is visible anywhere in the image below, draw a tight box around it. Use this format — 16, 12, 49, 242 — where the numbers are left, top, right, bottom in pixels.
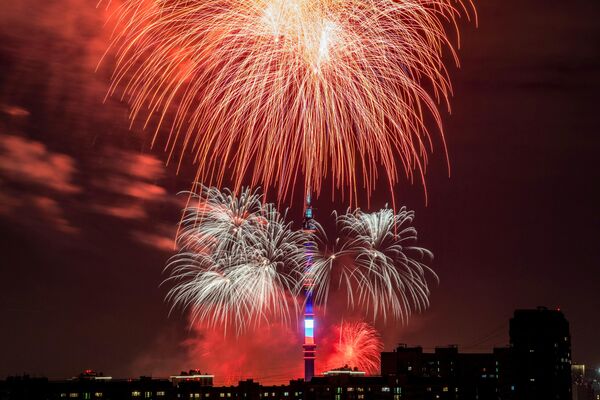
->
166, 186, 434, 331
165, 185, 310, 334
107, 0, 475, 203
326, 321, 383, 374
308, 207, 436, 322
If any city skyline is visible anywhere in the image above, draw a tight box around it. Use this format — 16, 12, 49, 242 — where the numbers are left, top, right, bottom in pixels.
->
0, 0, 598, 386
0, 307, 583, 400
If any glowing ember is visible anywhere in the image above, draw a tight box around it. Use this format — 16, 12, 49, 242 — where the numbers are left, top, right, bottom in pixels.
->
107, 0, 475, 203
326, 321, 383, 374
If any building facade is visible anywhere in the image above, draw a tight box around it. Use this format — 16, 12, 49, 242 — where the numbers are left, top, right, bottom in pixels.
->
509, 307, 572, 400
0, 308, 574, 400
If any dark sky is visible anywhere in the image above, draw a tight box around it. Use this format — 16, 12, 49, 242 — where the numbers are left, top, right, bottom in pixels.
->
0, 0, 599, 384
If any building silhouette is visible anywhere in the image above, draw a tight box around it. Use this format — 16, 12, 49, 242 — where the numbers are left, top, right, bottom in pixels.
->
380, 344, 513, 399
509, 307, 572, 399
0, 308, 577, 400
376, 307, 573, 399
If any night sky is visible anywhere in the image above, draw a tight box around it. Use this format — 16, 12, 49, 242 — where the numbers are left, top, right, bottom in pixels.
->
0, 0, 599, 384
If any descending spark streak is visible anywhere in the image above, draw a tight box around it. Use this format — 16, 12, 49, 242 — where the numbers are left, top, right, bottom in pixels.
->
308, 207, 436, 322
107, 0, 475, 203
327, 321, 383, 374
165, 185, 310, 334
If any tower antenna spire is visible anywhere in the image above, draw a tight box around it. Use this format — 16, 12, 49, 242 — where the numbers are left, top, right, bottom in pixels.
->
302, 189, 316, 382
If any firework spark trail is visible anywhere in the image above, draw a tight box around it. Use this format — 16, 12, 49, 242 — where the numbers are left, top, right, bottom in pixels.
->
107, 0, 475, 204
308, 207, 436, 323
166, 186, 434, 333
326, 321, 383, 374
165, 185, 310, 334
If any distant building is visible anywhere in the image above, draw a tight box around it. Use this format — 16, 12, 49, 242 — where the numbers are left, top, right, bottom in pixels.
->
0, 307, 575, 400
379, 307, 573, 399
380, 344, 513, 399
169, 369, 214, 386
510, 306, 572, 400
572, 365, 595, 400
323, 366, 366, 377
77, 370, 113, 381
306, 374, 392, 400
0, 375, 49, 400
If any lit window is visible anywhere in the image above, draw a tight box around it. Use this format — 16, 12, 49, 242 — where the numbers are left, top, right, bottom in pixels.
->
347, 388, 354, 392
220, 394, 225, 398
443, 387, 448, 392
84, 394, 91, 400
132, 392, 141, 398
61, 394, 67, 398
95, 393, 103, 398
157, 392, 165, 397
145, 392, 152, 399
284, 393, 289, 396
381, 387, 390, 393
69, 394, 79, 399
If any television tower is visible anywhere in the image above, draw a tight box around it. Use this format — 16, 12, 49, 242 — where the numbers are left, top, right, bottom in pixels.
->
302, 192, 317, 382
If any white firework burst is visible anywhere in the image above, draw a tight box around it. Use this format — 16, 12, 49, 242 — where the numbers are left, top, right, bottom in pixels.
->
166, 186, 435, 333
308, 207, 436, 322
165, 186, 310, 334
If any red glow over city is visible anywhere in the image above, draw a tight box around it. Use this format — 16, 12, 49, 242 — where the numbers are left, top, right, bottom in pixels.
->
0, 0, 597, 392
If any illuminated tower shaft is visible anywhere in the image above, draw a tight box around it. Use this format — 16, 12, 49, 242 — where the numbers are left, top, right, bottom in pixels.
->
302, 193, 316, 382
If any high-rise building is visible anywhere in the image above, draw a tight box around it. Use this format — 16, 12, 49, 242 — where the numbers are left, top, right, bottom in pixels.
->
509, 306, 572, 400
380, 307, 574, 399
381, 345, 512, 399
